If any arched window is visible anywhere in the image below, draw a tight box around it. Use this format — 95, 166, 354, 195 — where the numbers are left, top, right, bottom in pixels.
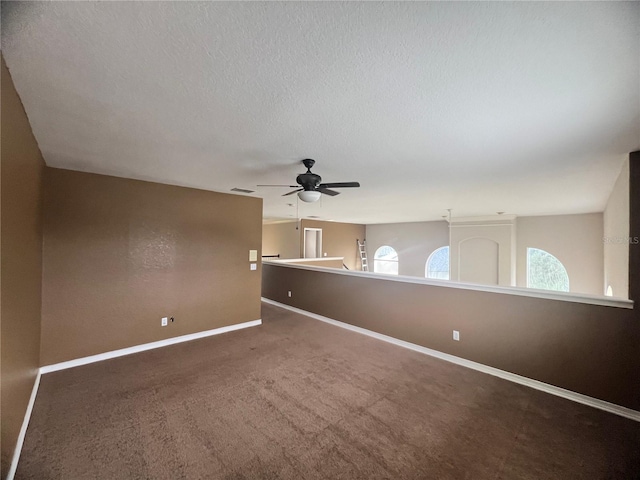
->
425, 246, 449, 280
374, 246, 398, 275
527, 248, 569, 292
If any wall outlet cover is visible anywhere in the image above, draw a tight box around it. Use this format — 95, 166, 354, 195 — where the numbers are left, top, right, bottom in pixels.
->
161, 317, 168, 327
453, 330, 460, 341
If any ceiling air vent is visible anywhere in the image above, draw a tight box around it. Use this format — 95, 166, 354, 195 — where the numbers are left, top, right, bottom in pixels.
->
230, 188, 255, 194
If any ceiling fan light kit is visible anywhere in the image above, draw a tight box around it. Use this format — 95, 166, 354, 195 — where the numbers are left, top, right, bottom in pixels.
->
298, 190, 322, 203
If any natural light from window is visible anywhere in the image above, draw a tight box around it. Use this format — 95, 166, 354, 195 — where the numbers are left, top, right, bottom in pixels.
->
527, 247, 569, 292
374, 245, 398, 275
425, 246, 449, 280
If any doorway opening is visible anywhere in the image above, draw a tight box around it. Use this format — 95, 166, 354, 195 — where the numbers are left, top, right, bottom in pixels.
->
303, 228, 323, 258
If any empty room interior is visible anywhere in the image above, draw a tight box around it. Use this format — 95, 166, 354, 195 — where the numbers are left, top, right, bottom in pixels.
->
2, 2, 640, 479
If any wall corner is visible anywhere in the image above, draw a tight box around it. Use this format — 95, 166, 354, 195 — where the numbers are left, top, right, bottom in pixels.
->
628, 151, 640, 305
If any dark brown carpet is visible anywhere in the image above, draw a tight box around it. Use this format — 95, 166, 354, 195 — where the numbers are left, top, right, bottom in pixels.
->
16, 302, 640, 479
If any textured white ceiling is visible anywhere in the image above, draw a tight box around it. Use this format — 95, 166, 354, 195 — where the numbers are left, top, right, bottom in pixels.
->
2, 2, 639, 224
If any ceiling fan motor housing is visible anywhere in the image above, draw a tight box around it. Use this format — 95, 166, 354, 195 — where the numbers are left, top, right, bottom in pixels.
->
296, 172, 322, 191
297, 160, 321, 190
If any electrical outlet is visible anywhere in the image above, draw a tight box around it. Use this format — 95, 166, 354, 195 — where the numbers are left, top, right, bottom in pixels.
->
161, 317, 168, 327
453, 330, 460, 341
287, 291, 292, 298
250, 263, 257, 271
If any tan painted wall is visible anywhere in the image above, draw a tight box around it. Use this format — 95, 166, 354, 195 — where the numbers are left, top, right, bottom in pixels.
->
458, 237, 499, 285
263, 219, 364, 269
366, 215, 604, 296
1, 56, 44, 477
450, 219, 516, 286
40, 168, 263, 365
262, 264, 640, 410
604, 160, 630, 298
299, 220, 365, 271
516, 214, 604, 295
365, 221, 449, 277
262, 221, 300, 259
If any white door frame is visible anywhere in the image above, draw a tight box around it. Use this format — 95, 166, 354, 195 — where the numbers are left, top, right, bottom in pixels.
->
303, 228, 323, 259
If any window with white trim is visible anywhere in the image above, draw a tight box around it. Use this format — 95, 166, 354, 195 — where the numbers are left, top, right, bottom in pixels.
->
425, 246, 449, 280
527, 248, 569, 292
374, 246, 398, 275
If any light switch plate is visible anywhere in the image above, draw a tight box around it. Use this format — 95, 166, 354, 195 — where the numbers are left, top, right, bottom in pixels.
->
249, 250, 258, 261
250, 263, 257, 271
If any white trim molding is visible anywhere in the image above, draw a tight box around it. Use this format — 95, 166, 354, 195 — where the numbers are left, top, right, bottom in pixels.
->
41, 319, 262, 374
449, 214, 517, 225
7, 371, 41, 480
261, 298, 640, 423
269, 257, 344, 263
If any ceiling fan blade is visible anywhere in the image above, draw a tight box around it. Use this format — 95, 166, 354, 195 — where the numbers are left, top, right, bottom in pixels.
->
282, 189, 303, 196
257, 185, 298, 187
318, 187, 340, 196
319, 182, 360, 188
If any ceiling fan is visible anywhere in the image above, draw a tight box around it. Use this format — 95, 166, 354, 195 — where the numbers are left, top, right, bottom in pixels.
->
258, 159, 360, 202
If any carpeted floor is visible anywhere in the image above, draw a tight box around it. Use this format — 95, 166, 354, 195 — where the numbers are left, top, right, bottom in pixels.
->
16, 302, 640, 479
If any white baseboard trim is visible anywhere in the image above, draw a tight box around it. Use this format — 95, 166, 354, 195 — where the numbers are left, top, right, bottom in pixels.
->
261, 298, 640, 423
40, 319, 262, 374
7, 370, 41, 480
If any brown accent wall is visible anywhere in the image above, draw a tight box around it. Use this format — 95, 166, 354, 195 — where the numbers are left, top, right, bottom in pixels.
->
1, 56, 44, 477
300, 220, 365, 270
263, 264, 640, 410
41, 168, 262, 365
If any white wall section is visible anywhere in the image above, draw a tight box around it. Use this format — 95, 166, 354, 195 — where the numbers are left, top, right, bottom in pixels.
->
603, 160, 630, 298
